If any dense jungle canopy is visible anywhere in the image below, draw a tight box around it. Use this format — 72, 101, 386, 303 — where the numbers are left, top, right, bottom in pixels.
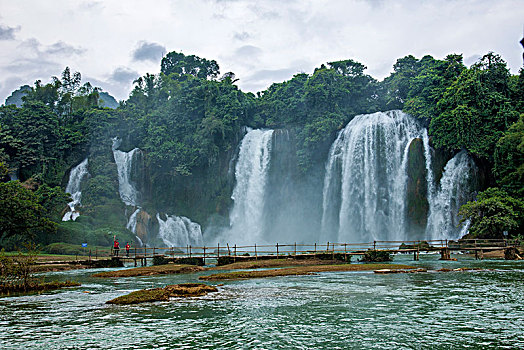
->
0, 51, 522, 250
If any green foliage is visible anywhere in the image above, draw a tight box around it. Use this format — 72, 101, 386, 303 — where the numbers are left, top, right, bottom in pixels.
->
1, 49, 523, 249
459, 188, 524, 238
430, 53, 519, 160
42, 242, 111, 256
360, 250, 392, 262
0, 245, 38, 290
494, 115, 524, 196
153, 255, 169, 265
257, 60, 379, 172
23, 67, 101, 117
123, 58, 254, 179
161, 51, 220, 80
0, 181, 55, 247
34, 184, 70, 222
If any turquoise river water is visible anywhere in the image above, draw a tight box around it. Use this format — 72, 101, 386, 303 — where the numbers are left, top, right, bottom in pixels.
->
0, 255, 523, 349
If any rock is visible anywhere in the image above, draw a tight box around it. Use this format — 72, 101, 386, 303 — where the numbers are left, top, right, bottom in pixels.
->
106, 283, 218, 305
165, 283, 218, 297
136, 210, 153, 243
374, 269, 397, 274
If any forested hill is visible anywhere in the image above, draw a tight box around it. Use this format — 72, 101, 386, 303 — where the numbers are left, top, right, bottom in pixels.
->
0, 51, 522, 251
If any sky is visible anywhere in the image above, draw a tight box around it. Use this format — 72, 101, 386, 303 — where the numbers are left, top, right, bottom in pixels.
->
0, 0, 523, 103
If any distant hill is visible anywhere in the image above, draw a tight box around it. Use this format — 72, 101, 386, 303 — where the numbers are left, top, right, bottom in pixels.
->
5, 85, 118, 109
4, 85, 31, 107
98, 91, 119, 109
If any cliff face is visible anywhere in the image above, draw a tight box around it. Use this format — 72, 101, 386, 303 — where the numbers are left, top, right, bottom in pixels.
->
406, 138, 429, 239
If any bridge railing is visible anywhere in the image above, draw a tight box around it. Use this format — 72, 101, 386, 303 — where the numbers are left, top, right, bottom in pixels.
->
113, 239, 467, 260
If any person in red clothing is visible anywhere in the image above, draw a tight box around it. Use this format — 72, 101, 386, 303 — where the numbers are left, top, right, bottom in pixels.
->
113, 239, 120, 257
125, 242, 130, 257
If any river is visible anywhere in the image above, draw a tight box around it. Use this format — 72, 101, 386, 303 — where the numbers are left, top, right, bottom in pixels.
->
0, 255, 522, 349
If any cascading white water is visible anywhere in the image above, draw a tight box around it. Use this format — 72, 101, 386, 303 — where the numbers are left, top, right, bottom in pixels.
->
321, 111, 429, 243
62, 158, 89, 221
126, 208, 145, 247
126, 208, 140, 233
112, 138, 140, 206
224, 128, 274, 244
426, 150, 477, 241
157, 214, 203, 247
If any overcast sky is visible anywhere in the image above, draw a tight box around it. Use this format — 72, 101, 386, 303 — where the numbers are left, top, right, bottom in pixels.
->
0, 0, 523, 102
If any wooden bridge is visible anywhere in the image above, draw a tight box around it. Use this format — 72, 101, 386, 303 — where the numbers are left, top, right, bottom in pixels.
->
100, 238, 521, 267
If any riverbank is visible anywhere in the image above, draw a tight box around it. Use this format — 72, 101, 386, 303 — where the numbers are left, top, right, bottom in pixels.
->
0, 280, 80, 295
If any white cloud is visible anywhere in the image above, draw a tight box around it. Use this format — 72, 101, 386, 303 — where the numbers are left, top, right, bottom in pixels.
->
0, 0, 522, 102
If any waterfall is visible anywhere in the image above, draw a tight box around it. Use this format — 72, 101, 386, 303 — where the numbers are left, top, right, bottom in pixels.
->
126, 208, 140, 233
126, 208, 145, 247
157, 214, 203, 247
62, 158, 89, 221
112, 138, 140, 206
223, 128, 274, 244
321, 111, 428, 243
426, 150, 477, 241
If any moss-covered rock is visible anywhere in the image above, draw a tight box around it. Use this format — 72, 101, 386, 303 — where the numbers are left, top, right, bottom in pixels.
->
0, 280, 80, 295
106, 283, 218, 305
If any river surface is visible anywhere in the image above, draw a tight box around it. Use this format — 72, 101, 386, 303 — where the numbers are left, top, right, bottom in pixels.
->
0, 255, 523, 349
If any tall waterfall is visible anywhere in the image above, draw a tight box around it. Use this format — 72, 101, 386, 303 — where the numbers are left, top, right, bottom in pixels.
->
112, 138, 140, 206
157, 214, 203, 247
62, 158, 89, 221
426, 150, 477, 241
224, 128, 274, 244
321, 111, 430, 243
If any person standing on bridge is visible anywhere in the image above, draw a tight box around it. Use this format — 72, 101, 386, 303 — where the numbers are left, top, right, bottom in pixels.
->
125, 242, 130, 257
114, 238, 120, 257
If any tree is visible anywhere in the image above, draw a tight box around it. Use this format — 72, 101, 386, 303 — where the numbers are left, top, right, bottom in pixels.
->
161, 51, 220, 80
34, 184, 71, 222
430, 53, 519, 160
0, 181, 55, 246
494, 115, 524, 196
459, 188, 524, 238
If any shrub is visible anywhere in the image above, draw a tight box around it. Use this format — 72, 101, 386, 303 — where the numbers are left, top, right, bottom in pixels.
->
360, 250, 392, 262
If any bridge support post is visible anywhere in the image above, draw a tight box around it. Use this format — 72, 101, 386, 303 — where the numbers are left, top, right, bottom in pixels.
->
440, 248, 451, 260
414, 250, 419, 261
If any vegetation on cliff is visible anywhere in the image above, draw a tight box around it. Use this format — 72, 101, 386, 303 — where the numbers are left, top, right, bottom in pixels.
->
0, 49, 522, 248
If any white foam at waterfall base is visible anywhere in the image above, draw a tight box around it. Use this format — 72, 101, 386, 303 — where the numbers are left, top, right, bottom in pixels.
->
426, 150, 477, 241
62, 158, 89, 221
321, 110, 428, 243
157, 214, 203, 248
112, 137, 140, 206
221, 128, 274, 245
